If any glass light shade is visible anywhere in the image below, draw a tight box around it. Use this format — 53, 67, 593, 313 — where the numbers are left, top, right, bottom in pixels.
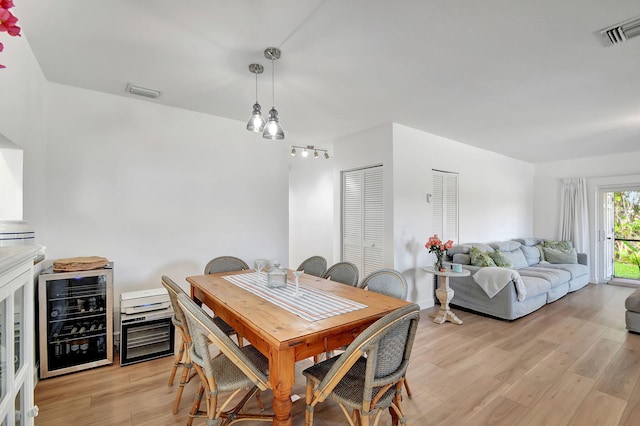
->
314, 150, 319, 158
290, 147, 296, 156
301, 149, 309, 158
246, 103, 266, 132
262, 107, 284, 140
324, 151, 330, 159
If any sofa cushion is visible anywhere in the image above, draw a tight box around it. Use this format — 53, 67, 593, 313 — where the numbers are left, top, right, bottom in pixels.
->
470, 246, 497, 267
489, 250, 514, 268
515, 237, 543, 246
501, 249, 528, 269
489, 241, 521, 252
534, 263, 588, 280
519, 267, 571, 287
520, 245, 542, 266
448, 245, 470, 256
521, 275, 552, 298
468, 243, 495, 253
452, 253, 471, 265
542, 247, 578, 264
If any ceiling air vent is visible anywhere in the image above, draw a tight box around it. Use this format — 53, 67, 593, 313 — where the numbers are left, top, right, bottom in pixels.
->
125, 83, 161, 99
599, 15, 640, 46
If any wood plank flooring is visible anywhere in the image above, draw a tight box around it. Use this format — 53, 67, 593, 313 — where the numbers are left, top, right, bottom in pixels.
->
34, 283, 640, 425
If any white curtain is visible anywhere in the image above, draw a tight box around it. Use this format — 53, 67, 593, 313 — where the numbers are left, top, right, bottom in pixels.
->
558, 178, 589, 254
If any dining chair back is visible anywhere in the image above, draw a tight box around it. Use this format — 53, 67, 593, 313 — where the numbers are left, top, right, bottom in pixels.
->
203, 256, 248, 346
177, 293, 273, 426
357, 268, 413, 398
296, 255, 327, 277
204, 256, 250, 274
358, 268, 408, 300
323, 261, 359, 286
161, 275, 194, 414
303, 303, 420, 425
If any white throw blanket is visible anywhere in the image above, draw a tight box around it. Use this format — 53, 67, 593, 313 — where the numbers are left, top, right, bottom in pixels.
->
472, 267, 527, 301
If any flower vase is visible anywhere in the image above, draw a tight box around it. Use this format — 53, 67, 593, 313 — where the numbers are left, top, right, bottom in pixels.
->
435, 253, 446, 272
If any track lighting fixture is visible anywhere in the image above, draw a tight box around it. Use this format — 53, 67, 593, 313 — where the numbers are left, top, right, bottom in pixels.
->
290, 145, 330, 159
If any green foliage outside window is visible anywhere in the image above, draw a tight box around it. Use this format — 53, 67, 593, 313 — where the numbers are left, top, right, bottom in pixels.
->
614, 191, 640, 279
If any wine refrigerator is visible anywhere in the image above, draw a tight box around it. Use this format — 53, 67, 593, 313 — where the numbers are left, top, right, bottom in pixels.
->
38, 264, 113, 378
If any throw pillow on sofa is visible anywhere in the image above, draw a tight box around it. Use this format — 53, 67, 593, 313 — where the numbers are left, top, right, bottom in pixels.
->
542, 246, 578, 264
489, 250, 514, 268
470, 246, 497, 267
543, 240, 573, 251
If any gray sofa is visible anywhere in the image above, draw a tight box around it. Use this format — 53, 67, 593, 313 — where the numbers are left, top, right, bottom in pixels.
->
444, 238, 589, 320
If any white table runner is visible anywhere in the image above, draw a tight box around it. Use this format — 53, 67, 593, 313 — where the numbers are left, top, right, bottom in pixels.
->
223, 272, 367, 322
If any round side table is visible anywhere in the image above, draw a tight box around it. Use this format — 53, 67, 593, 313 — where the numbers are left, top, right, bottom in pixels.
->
422, 266, 470, 325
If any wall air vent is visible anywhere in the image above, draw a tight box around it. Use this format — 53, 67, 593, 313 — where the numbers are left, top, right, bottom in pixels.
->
125, 83, 161, 99
599, 15, 640, 46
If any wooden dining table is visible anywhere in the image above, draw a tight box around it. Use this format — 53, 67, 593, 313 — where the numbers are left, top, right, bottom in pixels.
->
187, 269, 411, 426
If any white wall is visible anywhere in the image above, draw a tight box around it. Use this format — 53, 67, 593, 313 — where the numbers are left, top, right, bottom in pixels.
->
0, 30, 48, 236
44, 83, 290, 301
392, 124, 535, 308
534, 150, 640, 283
0, 135, 23, 219
299, 123, 535, 309
288, 152, 334, 269
332, 124, 394, 267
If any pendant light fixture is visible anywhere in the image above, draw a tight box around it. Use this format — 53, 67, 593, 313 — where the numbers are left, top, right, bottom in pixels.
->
246, 63, 266, 132
262, 47, 285, 140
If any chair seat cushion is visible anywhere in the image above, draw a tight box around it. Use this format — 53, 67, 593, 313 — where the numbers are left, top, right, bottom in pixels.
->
212, 345, 269, 392
302, 356, 396, 410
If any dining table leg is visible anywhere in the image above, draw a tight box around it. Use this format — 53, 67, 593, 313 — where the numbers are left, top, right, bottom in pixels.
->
270, 348, 296, 426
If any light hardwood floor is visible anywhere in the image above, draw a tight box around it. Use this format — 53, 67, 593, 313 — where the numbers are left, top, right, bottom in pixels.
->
34, 283, 640, 425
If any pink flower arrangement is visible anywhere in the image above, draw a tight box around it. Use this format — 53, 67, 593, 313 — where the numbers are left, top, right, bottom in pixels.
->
0, 0, 21, 69
425, 234, 454, 269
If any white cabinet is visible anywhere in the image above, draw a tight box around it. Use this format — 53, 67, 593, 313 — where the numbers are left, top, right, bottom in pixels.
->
0, 247, 40, 425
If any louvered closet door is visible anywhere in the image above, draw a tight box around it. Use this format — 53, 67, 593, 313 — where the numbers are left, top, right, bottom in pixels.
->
432, 170, 459, 246
342, 166, 384, 278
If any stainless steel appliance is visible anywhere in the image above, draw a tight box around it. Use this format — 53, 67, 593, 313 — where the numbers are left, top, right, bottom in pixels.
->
119, 288, 174, 366
38, 264, 113, 378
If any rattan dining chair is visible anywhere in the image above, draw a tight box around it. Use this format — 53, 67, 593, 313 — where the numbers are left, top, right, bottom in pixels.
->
303, 303, 420, 426
177, 292, 274, 426
204, 256, 250, 346
323, 261, 359, 286
204, 256, 250, 274
358, 268, 413, 398
162, 275, 242, 414
162, 276, 197, 414
296, 256, 328, 278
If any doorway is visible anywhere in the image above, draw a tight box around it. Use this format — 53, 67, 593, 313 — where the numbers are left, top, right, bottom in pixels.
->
605, 189, 640, 286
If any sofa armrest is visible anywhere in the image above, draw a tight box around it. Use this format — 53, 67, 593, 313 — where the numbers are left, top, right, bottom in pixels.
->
577, 252, 588, 266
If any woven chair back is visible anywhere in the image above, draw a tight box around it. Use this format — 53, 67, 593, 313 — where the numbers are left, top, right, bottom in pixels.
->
161, 275, 189, 330
204, 256, 250, 274
296, 256, 327, 277
177, 293, 270, 390
358, 269, 408, 300
315, 304, 419, 403
323, 261, 359, 286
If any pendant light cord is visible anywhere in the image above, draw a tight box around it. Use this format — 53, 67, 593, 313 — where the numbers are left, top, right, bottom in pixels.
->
255, 71, 259, 103
271, 57, 275, 108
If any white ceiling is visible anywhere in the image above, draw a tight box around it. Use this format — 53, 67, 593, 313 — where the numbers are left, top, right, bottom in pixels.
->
18, 0, 640, 163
